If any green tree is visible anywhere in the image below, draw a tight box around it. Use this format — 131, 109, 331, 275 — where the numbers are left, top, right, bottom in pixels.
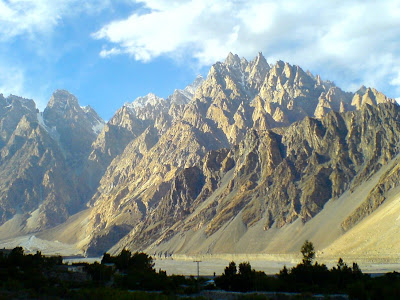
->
279, 265, 289, 279
8, 247, 25, 266
224, 261, 237, 277
101, 253, 112, 264
130, 252, 154, 271
87, 262, 114, 283
238, 262, 252, 276
300, 240, 315, 266
116, 249, 132, 270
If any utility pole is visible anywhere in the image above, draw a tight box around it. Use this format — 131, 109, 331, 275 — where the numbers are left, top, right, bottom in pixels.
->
194, 260, 201, 279
194, 260, 202, 292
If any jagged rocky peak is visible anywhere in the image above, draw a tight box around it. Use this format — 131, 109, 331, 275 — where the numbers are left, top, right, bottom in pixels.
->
84, 75, 206, 199
108, 105, 138, 128
125, 75, 205, 122
168, 90, 191, 106
183, 74, 204, 96
130, 93, 165, 109
81, 105, 105, 134
351, 85, 395, 109
189, 52, 365, 144
355, 85, 367, 95
225, 52, 242, 68
124, 93, 167, 122
0, 94, 38, 143
254, 52, 269, 67
169, 76, 204, 106
43, 89, 104, 136
248, 52, 270, 70
41, 90, 104, 174
0, 94, 37, 116
46, 89, 80, 113
204, 52, 250, 91
6, 95, 37, 112
0, 92, 87, 232
363, 87, 394, 105
82, 105, 103, 121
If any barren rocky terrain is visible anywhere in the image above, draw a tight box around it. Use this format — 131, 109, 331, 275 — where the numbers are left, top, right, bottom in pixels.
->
1, 53, 400, 268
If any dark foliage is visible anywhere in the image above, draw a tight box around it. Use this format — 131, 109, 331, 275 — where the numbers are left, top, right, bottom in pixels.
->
0, 247, 200, 298
101, 249, 155, 272
214, 261, 268, 292
300, 240, 315, 266
101, 250, 201, 293
86, 262, 114, 283
3, 244, 400, 299
214, 240, 400, 298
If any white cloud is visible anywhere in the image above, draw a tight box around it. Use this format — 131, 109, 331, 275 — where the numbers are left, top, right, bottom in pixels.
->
0, 0, 111, 40
93, 0, 400, 97
0, 0, 112, 108
0, 61, 49, 109
0, 64, 25, 97
100, 47, 122, 58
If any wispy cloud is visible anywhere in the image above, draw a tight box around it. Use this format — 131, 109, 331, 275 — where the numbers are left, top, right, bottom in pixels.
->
0, 0, 111, 40
0, 0, 112, 107
0, 61, 50, 109
0, 63, 25, 96
93, 0, 400, 97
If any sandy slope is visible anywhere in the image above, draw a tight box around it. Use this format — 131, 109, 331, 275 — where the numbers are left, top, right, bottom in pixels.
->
0, 235, 83, 256
37, 208, 92, 246
145, 154, 399, 258
2, 156, 400, 271
321, 186, 400, 263
0, 208, 91, 256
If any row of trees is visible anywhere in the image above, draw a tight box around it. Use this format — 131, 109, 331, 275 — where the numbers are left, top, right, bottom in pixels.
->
2, 242, 400, 299
215, 240, 400, 299
0, 247, 200, 298
0, 247, 64, 297
91, 249, 199, 293
0, 246, 62, 267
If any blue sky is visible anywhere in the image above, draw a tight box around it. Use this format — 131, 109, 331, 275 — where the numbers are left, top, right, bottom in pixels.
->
1, 0, 400, 120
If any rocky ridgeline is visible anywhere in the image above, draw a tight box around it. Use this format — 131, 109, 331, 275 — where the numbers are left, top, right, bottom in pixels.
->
81, 53, 396, 255
109, 103, 400, 255
0, 91, 104, 233
0, 53, 397, 256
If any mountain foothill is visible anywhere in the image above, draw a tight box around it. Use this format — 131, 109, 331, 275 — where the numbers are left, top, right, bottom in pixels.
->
0, 52, 398, 261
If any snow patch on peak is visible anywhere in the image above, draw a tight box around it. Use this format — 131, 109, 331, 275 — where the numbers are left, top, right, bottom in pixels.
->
81, 105, 91, 113
168, 90, 191, 105
92, 121, 104, 135
183, 75, 204, 96
126, 93, 165, 110
37, 112, 47, 129
81, 105, 105, 135
37, 112, 60, 142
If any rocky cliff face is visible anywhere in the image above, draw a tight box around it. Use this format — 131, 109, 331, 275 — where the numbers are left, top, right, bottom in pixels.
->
83, 76, 204, 193
0, 52, 398, 257
108, 103, 400, 255
82, 53, 396, 256
43, 90, 104, 172
0, 91, 105, 235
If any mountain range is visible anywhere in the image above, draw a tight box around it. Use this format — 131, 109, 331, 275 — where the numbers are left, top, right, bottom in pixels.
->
0, 52, 399, 262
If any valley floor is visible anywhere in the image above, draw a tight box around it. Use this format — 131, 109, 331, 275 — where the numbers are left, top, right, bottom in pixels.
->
63, 255, 400, 277
153, 257, 400, 276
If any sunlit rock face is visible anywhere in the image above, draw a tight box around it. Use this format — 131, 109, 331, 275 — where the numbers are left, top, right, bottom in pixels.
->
0, 52, 397, 257
81, 53, 396, 256
43, 90, 104, 171
0, 91, 104, 233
